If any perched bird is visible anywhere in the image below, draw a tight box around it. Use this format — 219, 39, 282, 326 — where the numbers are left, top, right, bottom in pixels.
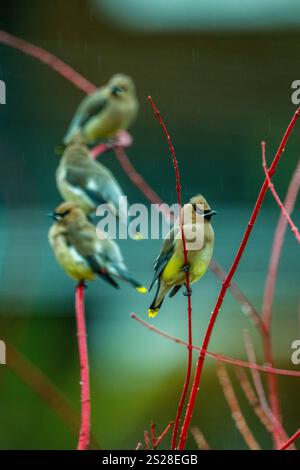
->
48, 202, 147, 292
63, 73, 139, 146
148, 195, 216, 317
56, 138, 127, 219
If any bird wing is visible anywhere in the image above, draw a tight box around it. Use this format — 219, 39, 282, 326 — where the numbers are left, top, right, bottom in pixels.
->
149, 227, 176, 291
84, 254, 120, 288
63, 89, 108, 144
66, 226, 120, 288
85, 163, 124, 212
64, 164, 110, 207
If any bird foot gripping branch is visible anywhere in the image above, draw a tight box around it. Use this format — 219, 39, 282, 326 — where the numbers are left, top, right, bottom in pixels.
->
90, 130, 133, 159
183, 287, 192, 297
182, 264, 190, 273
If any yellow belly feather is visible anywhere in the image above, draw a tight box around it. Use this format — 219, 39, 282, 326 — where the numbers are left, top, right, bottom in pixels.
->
161, 250, 209, 286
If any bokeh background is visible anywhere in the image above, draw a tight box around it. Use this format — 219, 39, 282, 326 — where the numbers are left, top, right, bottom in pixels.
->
0, 0, 299, 450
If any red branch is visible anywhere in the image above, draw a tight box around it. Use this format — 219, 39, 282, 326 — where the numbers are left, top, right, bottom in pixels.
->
0, 30, 96, 94
131, 313, 300, 377
177, 108, 300, 450
75, 282, 90, 451
114, 146, 171, 218
190, 427, 210, 450
154, 422, 175, 449
216, 363, 260, 449
144, 430, 150, 450
262, 158, 300, 447
262, 142, 300, 243
90, 130, 134, 160
263, 158, 300, 328
234, 367, 273, 435
280, 428, 300, 450
148, 96, 192, 450
243, 330, 292, 448
209, 260, 267, 335
151, 422, 156, 447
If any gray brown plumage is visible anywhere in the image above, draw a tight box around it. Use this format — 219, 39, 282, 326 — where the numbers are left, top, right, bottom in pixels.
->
56, 139, 127, 218
148, 194, 216, 317
63, 74, 138, 146
48, 202, 147, 292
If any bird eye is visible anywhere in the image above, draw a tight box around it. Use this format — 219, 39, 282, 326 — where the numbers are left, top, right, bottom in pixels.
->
193, 204, 204, 216
61, 209, 70, 217
110, 85, 123, 96
60, 209, 71, 218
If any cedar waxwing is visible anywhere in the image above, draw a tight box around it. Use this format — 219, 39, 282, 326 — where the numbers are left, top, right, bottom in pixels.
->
56, 138, 127, 219
63, 74, 139, 146
48, 202, 147, 292
148, 195, 216, 317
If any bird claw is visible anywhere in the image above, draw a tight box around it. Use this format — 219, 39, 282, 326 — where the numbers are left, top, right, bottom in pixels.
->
183, 287, 192, 297
182, 264, 190, 273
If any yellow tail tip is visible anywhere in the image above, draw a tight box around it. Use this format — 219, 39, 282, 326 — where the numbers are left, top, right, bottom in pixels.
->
134, 232, 143, 240
136, 286, 147, 294
148, 308, 159, 318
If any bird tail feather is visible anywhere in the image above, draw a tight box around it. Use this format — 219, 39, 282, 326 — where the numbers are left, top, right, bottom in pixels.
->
115, 267, 147, 293
148, 281, 165, 318
97, 270, 120, 289
169, 284, 182, 298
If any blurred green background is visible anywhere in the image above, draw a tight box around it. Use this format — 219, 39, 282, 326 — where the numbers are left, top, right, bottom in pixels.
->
0, 0, 299, 450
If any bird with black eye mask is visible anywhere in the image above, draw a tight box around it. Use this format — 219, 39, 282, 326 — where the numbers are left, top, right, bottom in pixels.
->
192, 203, 217, 221
148, 194, 217, 317
48, 202, 147, 292
62, 73, 139, 147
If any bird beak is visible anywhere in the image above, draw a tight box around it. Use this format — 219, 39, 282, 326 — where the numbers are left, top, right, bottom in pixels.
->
202, 209, 217, 219
110, 85, 122, 96
47, 212, 61, 221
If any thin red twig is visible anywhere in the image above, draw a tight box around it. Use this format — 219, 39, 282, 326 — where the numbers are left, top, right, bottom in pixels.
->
262, 157, 300, 328
90, 131, 134, 160
262, 158, 300, 447
279, 428, 300, 450
90, 142, 111, 159
209, 260, 267, 335
114, 147, 171, 218
154, 422, 175, 449
234, 367, 273, 434
151, 422, 156, 447
243, 330, 292, 448
178, 108, 300, 450
262, 142, 300, 243
131, 313, 300, 377
148, 96, 192, 450
0, 30, 96, 94
216, 363, 260, 449
244, 331, 273, 415
190, 427, 210, 450
144, 430, 150, 450
75, 282, 90, 451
